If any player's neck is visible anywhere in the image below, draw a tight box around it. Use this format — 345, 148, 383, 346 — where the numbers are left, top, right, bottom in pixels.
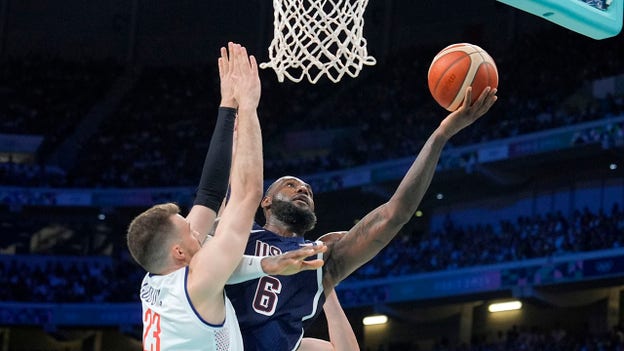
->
264, 221, 300, 238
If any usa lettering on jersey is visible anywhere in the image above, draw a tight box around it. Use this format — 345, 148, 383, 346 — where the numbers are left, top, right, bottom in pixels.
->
254, 240, 282, 256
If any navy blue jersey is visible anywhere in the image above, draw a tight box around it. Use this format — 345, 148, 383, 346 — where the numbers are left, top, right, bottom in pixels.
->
225, 223, 326, 351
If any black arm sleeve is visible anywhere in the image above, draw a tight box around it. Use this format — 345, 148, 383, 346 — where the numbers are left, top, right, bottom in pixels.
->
193, 107, 236, 212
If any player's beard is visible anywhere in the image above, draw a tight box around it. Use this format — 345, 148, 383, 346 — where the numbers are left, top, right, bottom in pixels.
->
271, 198, 317, 235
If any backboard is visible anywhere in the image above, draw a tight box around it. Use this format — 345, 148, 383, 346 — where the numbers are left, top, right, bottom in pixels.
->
496, 0, 622, 39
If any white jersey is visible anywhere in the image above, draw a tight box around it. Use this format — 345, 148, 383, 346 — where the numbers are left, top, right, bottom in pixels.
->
140, 267, 244, 351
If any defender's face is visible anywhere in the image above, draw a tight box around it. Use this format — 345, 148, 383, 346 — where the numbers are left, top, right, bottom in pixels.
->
171, 214, 202, 258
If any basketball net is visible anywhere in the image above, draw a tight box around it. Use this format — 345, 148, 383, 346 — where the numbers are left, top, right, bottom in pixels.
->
260, 0, 377, 84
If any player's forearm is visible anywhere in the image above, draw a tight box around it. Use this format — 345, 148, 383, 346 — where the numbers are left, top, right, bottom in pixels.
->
229, 107, 263, 197
324, 291, 359, 351
362, 128, 448, 242
193, 107, 236, 212
226, 255, 267, 284
388, 128, 448, 222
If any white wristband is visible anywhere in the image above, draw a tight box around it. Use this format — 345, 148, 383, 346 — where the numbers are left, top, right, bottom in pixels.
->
226, 255, 268, 285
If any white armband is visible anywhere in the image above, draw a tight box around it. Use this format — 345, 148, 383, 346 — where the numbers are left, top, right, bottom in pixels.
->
226, 255, 268, 284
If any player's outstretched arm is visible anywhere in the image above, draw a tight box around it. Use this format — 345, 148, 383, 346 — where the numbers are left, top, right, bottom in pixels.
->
226, 245, 327, 284
298, 290, 359, 351
323, 87, 498, 287
187, 42, 263, 313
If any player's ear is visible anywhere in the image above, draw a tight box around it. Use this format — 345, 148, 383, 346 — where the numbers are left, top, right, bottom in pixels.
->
260, 195, 272, 209
172, 244, 185, 260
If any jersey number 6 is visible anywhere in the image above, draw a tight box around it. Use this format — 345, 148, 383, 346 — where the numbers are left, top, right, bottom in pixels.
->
252, 276, 282, 316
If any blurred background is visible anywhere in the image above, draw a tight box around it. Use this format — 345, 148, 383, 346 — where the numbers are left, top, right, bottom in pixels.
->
0, 0, 623, 350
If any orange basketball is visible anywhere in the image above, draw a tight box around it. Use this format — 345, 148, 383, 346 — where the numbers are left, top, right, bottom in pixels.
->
428, 43, 498, 112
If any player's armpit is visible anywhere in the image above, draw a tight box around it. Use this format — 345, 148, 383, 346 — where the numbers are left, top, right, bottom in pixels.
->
317, 231, 348, 289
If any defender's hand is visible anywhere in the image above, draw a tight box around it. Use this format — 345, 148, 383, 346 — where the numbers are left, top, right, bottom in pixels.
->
218, 42, 238, 108
232, 45, 261, 112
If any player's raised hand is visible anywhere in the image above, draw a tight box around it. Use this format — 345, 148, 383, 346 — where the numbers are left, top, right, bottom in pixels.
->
218, 42, 238, 108
232, 45, 261, 112
261, 244, 327, 276
439, 86, 498, 139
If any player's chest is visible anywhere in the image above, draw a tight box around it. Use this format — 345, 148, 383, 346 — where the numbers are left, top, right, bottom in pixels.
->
248, 236, 305, 256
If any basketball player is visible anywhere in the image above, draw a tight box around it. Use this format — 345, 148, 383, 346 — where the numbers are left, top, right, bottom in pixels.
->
225, 86, 498, 351
126, 42, 326, 350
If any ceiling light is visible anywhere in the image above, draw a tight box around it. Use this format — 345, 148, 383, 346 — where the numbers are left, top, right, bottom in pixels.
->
488, 301, 522, 313
363, 315, 388, 325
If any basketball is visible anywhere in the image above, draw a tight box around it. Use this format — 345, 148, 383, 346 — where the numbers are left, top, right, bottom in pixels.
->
427, 43, 498, 112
